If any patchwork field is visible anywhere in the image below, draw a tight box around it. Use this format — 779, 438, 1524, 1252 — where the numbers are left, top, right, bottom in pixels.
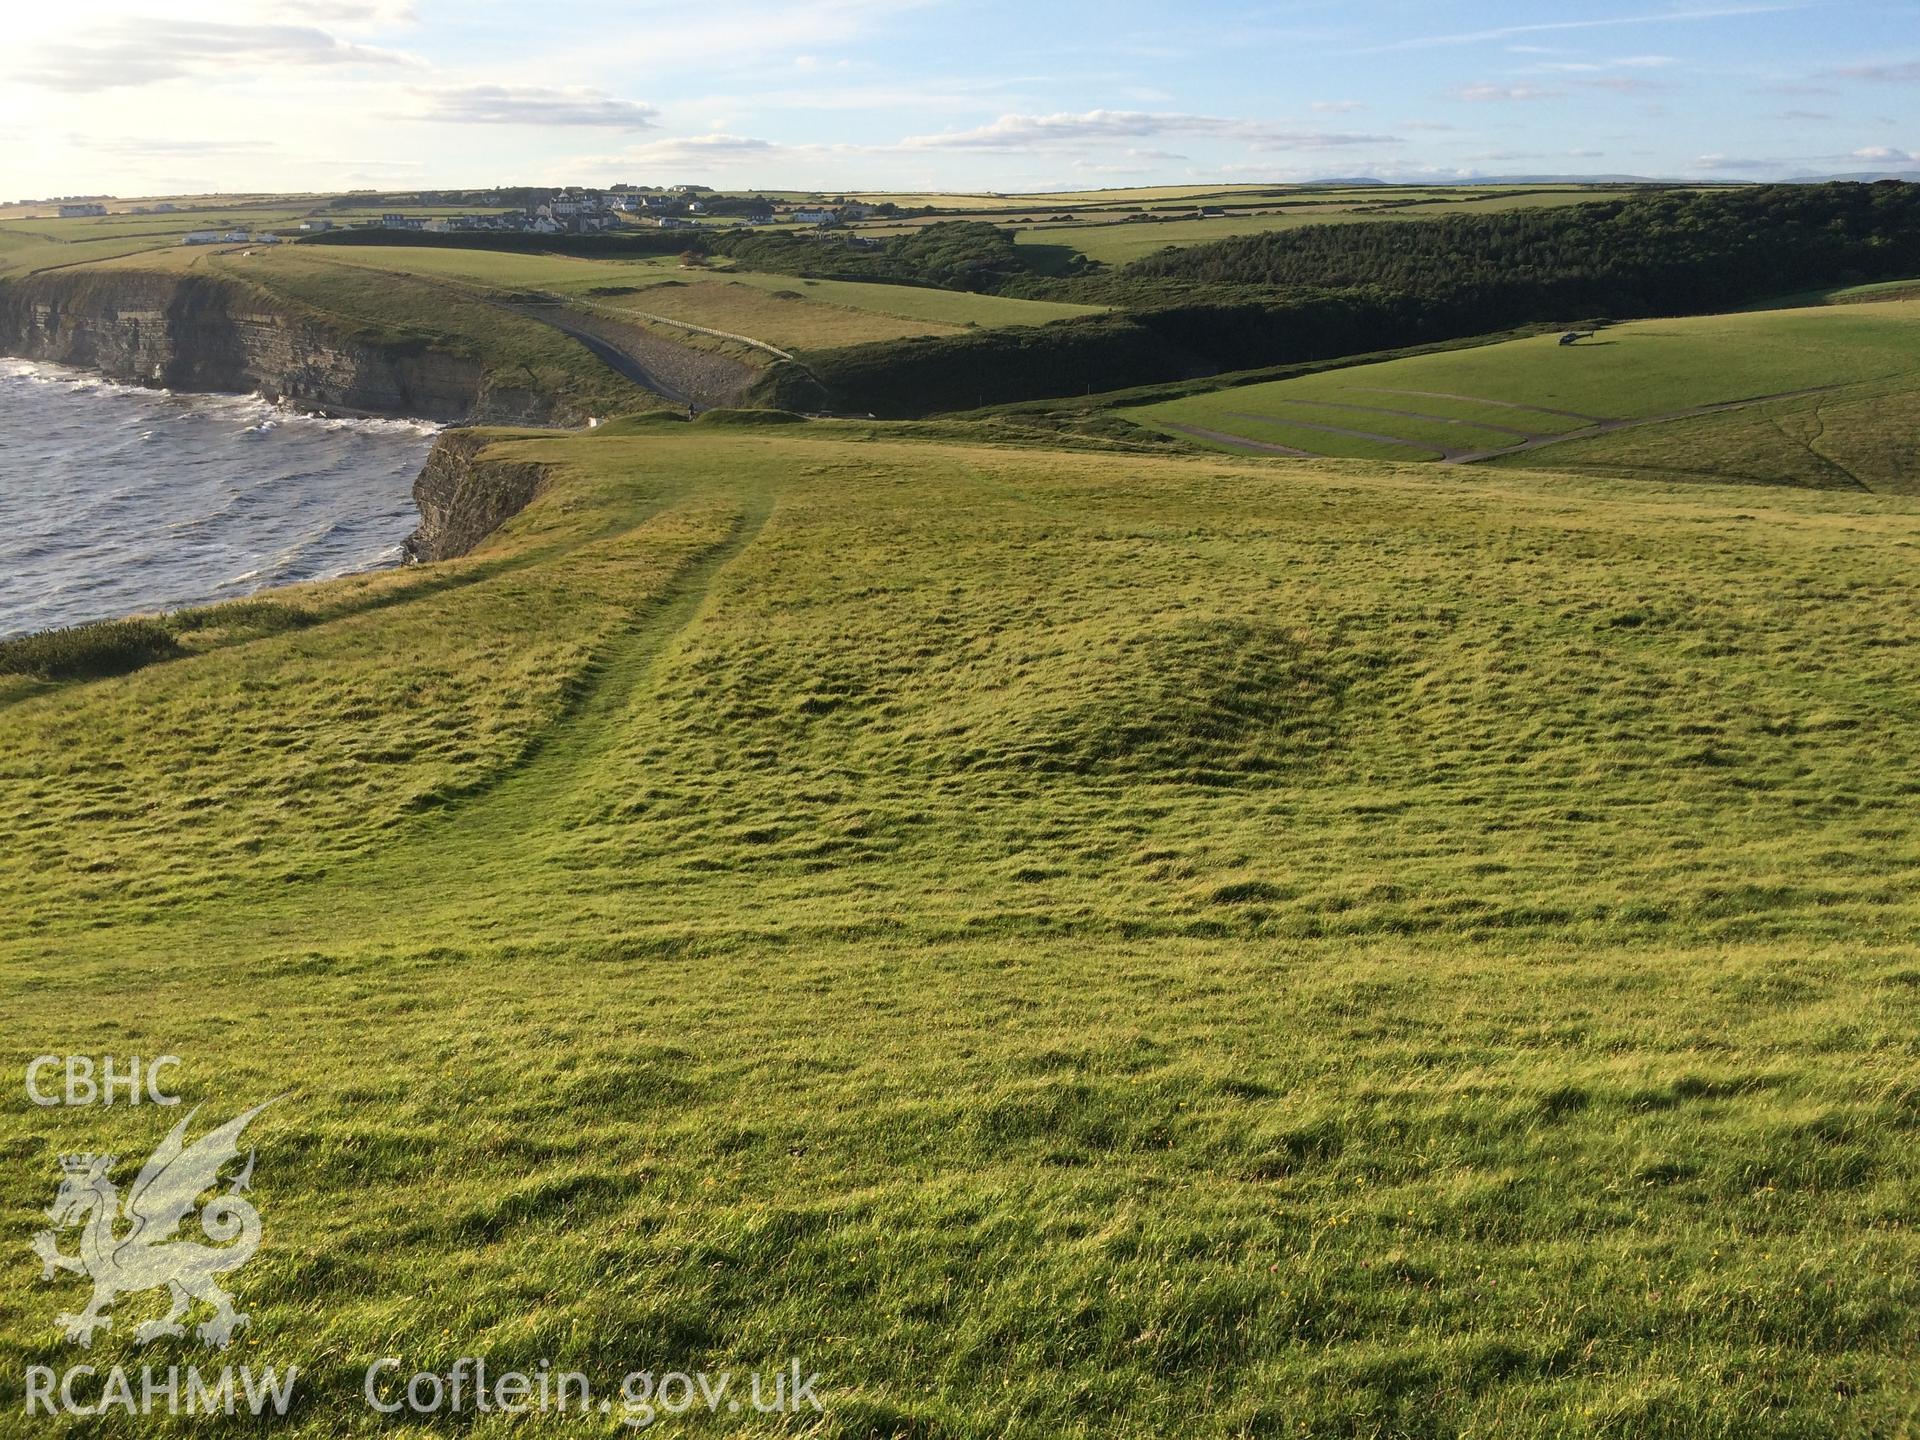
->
1133, 299, 1920, 487
0, 185, 1700, 288
5, 418, 1920, 1435
1004, 189, 1652, 267
280, 245, 1104, 351
7, 234, 1105, 367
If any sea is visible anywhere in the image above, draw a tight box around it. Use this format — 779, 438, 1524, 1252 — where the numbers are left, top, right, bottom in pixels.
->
0, 358, 439, 641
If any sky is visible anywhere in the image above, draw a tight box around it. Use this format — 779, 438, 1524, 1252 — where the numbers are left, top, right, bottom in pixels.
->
2, 1, 1915, 198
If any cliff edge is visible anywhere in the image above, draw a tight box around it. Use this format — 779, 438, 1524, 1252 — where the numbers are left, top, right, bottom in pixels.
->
0, 269, 578, 426
404, 430, 550, 562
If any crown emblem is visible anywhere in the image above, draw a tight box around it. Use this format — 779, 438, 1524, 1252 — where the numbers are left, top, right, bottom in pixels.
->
59, 1154, 111, 1175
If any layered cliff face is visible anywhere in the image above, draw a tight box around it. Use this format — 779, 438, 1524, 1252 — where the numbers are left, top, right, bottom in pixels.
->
0, 270, 575, 426
405, 430, 551, 561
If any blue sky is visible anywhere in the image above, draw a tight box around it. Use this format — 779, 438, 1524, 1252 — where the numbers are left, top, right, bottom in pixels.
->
2, 1, 1915, 196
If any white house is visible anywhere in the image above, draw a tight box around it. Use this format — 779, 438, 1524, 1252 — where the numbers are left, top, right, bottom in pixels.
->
58, 202, 107, 217
181, 231, 223, 245
791, 208, 839, 225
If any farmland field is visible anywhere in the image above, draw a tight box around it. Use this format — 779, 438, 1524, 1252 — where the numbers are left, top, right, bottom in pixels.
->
999, 188, 1658, 266
1131, 299, 1920, 484
5, 417, 1920, 1435
0, 229, 203, 279
274, 245, 1104, 349
43, 241, 1108, 357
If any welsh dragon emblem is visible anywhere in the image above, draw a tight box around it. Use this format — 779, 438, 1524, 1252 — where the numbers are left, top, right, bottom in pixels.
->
31, 1098, 283, 1349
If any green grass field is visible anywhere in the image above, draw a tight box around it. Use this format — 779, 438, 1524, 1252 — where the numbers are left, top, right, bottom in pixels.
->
7, 234, 1105, 363
287, 245, 1104, 351
5, 418, 1920, 1435
0, 226, 217, 280
1132, 300, 1920, 485
0, 206, 330, 277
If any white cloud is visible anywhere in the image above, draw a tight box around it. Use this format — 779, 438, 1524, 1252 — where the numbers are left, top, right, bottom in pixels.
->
594, 133, 787, 169
1453, 84, 1563, 102
20, 20, 414, 92
1366, 6, 1803, 54
898, 110, 1401, 151
1572, 76, 1671, 94
1540, 54, 1678, 72
1831, 61, 1920, 83
79, 136, 281, 158
414, 85, 658, 128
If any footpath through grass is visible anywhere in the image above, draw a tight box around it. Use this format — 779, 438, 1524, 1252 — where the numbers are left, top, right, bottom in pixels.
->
4, 424, 1920, 1436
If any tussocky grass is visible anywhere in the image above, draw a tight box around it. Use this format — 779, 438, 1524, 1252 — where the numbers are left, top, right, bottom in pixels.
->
2, 420, 1919, 1436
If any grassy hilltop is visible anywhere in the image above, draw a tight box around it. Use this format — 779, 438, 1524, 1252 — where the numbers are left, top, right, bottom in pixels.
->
5, 416, 1920, 1436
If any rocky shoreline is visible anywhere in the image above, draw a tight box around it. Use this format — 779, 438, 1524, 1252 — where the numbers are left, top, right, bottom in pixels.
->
0, 269, 578, 427
1, 271, 565, 567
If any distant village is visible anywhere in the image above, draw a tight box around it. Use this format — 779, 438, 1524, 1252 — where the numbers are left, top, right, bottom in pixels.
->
155, 187, 894, 247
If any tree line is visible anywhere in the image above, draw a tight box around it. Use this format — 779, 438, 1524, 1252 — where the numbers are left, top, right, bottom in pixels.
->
1114, 182, 1920, 322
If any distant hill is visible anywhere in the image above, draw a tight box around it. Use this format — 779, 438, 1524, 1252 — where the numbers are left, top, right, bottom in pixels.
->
1451, 174, 1669, 185
1308, 174, 1675, 187
1307, 172, 1920, 187
1787, 170, 1920, 184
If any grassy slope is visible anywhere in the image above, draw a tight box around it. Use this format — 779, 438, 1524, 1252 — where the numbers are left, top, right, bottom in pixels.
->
0, 232, 659, 418
158, 248, 655, 418
1481, 382, 1920, 492
4, 422, 1919, 1436
0, 227, 200, 280
294, 244, 1103, 344
0, 209, 327, 278
1133, 300, 1920, 479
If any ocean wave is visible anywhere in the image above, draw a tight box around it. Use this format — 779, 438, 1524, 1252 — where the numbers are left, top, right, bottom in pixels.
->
0, 356, 445, 436
0, 357, 174, 402
0, 364, 433, 639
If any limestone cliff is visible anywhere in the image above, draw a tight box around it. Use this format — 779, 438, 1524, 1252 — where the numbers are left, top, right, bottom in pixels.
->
404, 430, 550, 562
0, 270, 574, 426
